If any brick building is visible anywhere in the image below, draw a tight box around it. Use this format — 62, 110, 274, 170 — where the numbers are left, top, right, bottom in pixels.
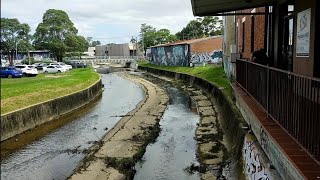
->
236, 7, 266, 59
192, 0, 320, 179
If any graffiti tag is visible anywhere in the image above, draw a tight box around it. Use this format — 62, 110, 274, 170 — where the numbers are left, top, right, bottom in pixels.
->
243, 136, 272, 180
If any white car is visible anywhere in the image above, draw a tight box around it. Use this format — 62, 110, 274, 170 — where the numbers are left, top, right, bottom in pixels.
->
49, 63, 72, 71
59, 63, 72, 70
43, 65, 66, 74
55, 65, 67, 72
15, 65, 38, 77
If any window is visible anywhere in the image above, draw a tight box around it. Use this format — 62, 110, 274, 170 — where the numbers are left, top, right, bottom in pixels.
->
242, 22, 245, 53
251, 16, 255, 53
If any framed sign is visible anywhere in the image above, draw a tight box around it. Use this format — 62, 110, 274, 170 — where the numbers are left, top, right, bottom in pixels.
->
296, 8, 311, 57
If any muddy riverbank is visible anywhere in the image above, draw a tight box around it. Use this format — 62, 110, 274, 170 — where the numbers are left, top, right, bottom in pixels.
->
70, 74, 169, 179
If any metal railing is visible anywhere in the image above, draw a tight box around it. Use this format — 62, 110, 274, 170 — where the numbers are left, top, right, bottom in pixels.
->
236, 59, 320, 161
95, 56, 145, 60
63, 56, 146, 61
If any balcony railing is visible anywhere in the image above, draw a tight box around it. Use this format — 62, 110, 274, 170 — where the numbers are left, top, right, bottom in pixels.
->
236, 59, 320, 161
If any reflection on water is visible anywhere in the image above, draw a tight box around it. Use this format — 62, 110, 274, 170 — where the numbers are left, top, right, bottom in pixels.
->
1, 74, 144, 180
134, 77, 200, 180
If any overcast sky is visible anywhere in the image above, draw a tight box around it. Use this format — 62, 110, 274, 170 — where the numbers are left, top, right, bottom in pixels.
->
2, 0, 196, 44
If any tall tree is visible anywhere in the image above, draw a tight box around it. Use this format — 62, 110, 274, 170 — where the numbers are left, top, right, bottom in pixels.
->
33, 9, 81, 61
138, 23, 156, 52
156, 29, 177, 44
138, 23, 177, 52
86, 37, 93, 45
91, 40, 101, 46
176, 16, 223, 40
176, 19, 203, 40
65, 35, 89, 52
1, 18, 33, 64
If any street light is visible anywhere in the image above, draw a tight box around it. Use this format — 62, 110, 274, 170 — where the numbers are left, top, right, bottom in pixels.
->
15, 39, 23, 62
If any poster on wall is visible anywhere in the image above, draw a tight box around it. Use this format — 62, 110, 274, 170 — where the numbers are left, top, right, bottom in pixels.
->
296, 8, 311, 57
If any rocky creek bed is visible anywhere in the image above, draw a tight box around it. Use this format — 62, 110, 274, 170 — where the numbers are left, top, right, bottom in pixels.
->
70, 74, 169, 179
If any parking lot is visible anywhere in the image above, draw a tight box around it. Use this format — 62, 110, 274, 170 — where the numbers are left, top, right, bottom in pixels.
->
0, 60, 89, 79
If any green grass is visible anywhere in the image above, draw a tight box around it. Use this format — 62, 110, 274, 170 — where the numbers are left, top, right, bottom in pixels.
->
1, 68, 100, 114
139, 63, 232, 99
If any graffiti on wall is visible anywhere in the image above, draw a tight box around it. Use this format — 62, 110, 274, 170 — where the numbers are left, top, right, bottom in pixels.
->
243, 134, 277, 180
150, 45, 189, 66
191, 50, 223, 64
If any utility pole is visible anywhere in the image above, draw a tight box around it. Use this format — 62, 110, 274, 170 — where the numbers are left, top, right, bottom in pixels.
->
141, 32, 144, 56
15, 39, 23, 63
136, 36, 139, 56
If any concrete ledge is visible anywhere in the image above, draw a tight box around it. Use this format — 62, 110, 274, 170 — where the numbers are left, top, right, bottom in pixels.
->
138, 66, 246, 159
1, 78, 103, 142
232, 84, 320, 179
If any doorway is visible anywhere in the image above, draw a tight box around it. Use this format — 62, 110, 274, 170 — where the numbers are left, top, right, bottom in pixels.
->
315, 1, 320, 77
280, 5, 294, 71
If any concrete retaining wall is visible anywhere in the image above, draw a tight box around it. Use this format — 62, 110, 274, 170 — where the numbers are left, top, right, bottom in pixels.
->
138, 66, 246, 159
1, 79, 103, 142
233, 87, 305, 180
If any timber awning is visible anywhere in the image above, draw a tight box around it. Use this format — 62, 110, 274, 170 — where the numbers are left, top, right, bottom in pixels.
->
191, 0, 281, 16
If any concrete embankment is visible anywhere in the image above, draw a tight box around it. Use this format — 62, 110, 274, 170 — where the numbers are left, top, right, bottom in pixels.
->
138, 66, 247, 178
1, 78, 103, 142
70, 74, 169, 180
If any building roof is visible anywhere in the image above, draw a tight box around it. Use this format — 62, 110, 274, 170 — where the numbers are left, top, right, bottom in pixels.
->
191, 0, 281, 16
149, 36, 222, 48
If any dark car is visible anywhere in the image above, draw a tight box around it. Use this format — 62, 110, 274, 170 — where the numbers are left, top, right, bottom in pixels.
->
35, 64, 48, 71
67, 61, 87, 68
0, 67, 23, 78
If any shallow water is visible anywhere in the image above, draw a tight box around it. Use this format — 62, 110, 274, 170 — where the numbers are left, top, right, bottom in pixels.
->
1, 74, 144, 180
134, 76, 200, 180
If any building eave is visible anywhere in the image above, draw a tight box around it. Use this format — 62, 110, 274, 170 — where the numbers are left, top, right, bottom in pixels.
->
191, 0, 283, 16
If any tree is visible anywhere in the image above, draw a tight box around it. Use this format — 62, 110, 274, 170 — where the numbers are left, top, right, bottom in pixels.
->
138, 23, 177, 52
65, 35, 89, 52
33, 9, 86, 61
176, 16, 223, 40
86, 37, 93, 45
1, 18, 33, 64
176, 20, 203, 40
85, 37, 100, 47
91, 40, 101, 46
156, 29, 177, 44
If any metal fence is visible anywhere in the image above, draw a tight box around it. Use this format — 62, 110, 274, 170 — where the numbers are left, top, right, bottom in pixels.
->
236, 59, 320, 161
63, 56, 146, 61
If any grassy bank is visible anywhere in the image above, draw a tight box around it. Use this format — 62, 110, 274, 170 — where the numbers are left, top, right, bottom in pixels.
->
139, 63, 232, 99
1, 68, 100, 114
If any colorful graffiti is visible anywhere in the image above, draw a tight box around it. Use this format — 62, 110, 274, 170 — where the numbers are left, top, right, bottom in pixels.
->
243, 134, 279, 180
191, 50, 223, 64
150, 45, 189, 66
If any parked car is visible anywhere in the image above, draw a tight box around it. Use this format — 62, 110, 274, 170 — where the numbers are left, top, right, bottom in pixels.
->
67, 60, 87, 68
0, 67, 23, 78
34, 63, 48, 71
49, 63, 72, 71
43, 65, 66, 73
55, 65, 67, 72
15, 65, 38, 77
59, 63, 72, 70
